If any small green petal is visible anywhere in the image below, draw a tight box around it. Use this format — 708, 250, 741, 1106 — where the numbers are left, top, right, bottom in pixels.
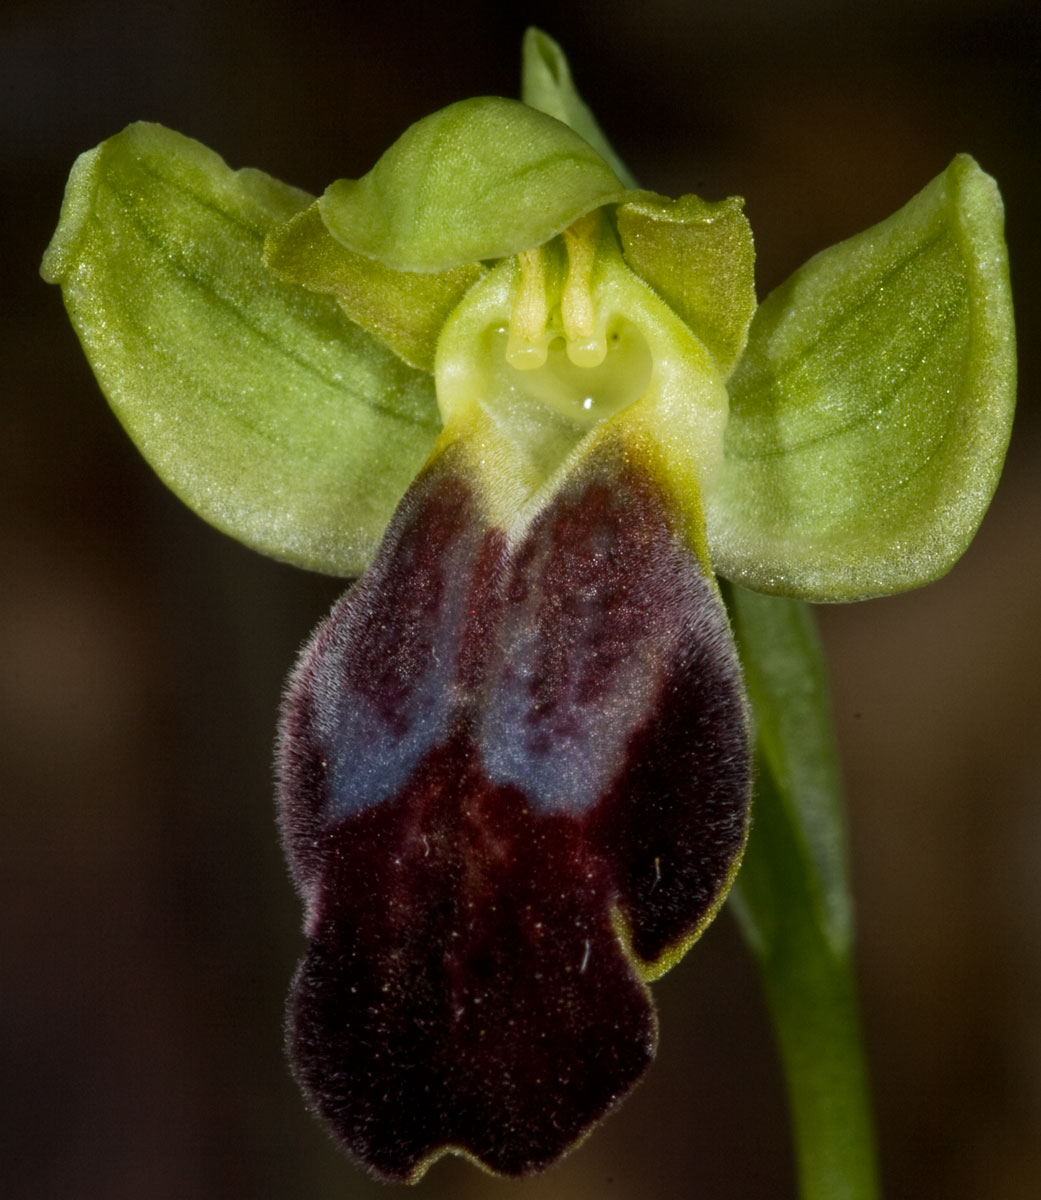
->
318, 97, 628, 272
265, 203, 485, 372
41, 122, 440, 576
617, 192, 756, 378
520, 27, 638, 190
707, 154, 1015, 601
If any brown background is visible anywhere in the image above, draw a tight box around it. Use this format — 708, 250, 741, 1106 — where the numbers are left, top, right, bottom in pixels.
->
3, 1, 1039, 1197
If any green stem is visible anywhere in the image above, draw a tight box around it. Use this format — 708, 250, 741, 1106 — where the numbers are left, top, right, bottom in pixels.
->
724, 584, 880, 1200
736, 764, 880, 1200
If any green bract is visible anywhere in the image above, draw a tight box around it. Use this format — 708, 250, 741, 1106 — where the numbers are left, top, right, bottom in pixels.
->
520, 27, 638, 189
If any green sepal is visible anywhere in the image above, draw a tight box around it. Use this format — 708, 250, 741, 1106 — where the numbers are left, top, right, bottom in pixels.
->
617, 192, 756, 378
520, 27, 638, 190
707, 154, 1016, 602
265, 203, 485, 372
41, 122, 440, 577
318, 97, 628, 272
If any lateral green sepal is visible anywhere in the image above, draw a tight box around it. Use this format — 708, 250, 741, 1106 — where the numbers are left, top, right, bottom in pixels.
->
318, 97, 628, 271
520, 27, 638, 189
707, 154, 1015, 601
265, 204, 485, 371
41, 121, 440, 576
617, 192, 756, 377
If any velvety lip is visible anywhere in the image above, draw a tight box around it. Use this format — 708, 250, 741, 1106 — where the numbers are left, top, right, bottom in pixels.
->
278, 444, 750, 1180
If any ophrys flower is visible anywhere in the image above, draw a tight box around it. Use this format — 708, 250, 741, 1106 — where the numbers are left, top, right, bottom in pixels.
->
41, 26, 1014, 1185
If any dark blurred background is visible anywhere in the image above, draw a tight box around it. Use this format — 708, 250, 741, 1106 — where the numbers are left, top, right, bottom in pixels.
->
3, 1, 1039, 1197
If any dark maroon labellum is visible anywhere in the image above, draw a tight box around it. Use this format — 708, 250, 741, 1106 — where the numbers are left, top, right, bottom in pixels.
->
277, 441, 750, 1181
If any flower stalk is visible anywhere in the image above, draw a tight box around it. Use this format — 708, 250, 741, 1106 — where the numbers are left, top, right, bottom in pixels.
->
727, 583, 879, 1199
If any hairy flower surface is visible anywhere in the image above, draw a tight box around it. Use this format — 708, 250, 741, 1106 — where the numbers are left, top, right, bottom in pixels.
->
42, 27, 1014, 1185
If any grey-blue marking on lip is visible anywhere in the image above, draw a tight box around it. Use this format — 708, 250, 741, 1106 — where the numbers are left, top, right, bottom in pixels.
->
326, 658, 456, 822
479, 615, 666, 817
477, 463, 696, 817
296, 469, 484, 825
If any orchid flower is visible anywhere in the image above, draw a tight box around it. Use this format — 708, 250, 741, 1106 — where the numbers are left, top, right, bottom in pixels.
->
41, 28, 1014, 1195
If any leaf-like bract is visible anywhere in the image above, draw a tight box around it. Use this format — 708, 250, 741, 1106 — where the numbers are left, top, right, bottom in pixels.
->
520, 27, 638, 189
